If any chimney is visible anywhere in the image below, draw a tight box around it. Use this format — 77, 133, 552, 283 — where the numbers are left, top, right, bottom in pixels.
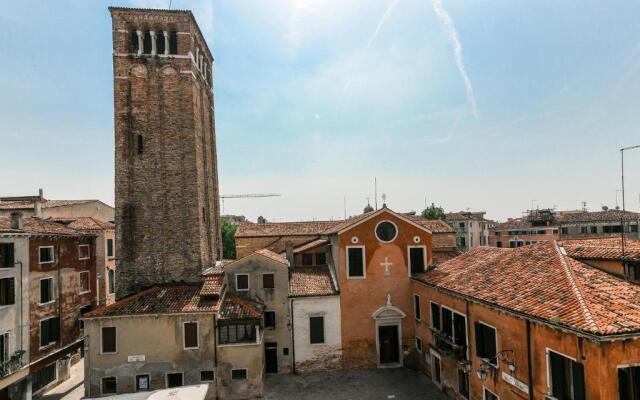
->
285, 241, 294, 268
34, 191, 43, 218
38, 188, 44, 202
10, 212, 23, 230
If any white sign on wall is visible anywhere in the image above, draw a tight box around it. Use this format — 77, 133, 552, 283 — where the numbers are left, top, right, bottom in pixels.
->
502, 371, 529, 394
128, 354, 146, 362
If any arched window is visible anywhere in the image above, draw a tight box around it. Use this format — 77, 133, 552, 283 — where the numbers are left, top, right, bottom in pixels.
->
130, 30, 139, 53
169, 31, 178, 55
157, 30, 166, 55
137, 135, 144, 154
143, 30, 151, 54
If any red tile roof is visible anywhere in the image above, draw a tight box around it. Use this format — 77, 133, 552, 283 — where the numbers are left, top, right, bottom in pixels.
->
431, 247, 462, 265
84, 284, 218, 318
0, 199, 99, 210
405, 216, 455, 233
200, 274, 224, 297
290, 266, 338, 297
254, 248, 288, 265
415, 241, 640, 336
218, 294, 264, 321
0, 216, 89, 236
560, 237, 640, 262
53, 217, 115, 231
235, 221, 339, 237
291, 239, 329, 254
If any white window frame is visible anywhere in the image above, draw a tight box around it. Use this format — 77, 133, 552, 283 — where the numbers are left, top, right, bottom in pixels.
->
78, 244, 90, 260
100, 326, 117, 354
262, 272, 275, 289
545, 348, 577, 397
78, 303, 91, 331
39, 277, 55, 306
0, 332, 10, 363
483, 387, 499, 400
477, 320, 499, 367
39, 315, 58, 349
165, 372, 184, 388
374, 220, 399, 243
345, 246, 366, 279
183, 321, 199, 350
430, 349, 442, 389
235, 273, 250, 291
38, 246, 54, 264
413, 293, 421, 321
79, 271, 91, 294
135, 374, 151, 392
442, 305, 469, 359
407, 245, 427, 276
231, 368, 248, 380
101, 376, 118, 396
415, 336, 423, 353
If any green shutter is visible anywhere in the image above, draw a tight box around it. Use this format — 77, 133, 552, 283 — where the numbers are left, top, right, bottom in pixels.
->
572, 361, 586, 400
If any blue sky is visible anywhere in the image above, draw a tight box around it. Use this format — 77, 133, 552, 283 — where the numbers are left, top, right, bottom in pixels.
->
1, 0, 639, 222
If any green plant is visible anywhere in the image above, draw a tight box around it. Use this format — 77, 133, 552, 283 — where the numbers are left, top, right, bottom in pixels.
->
221, 220, 237, 260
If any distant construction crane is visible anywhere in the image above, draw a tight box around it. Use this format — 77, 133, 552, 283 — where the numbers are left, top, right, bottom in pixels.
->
219, 193, 281, 213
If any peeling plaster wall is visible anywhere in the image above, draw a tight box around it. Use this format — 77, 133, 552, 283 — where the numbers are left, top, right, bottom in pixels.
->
216, 341, 263, 400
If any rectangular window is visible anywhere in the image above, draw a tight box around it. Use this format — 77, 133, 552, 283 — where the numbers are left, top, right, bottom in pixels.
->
430, 302, 441, 330
39, 246, 54, 264
316, 252, 327, 265
102, 377, 117, 395
0, 332, 9, 364
618, 366, 640, 400
590, 226, 597, 234
415, 337, 422, 353
32, 362, 57, 393
0, 278, 15, 306
264, 311, 276, 329
347, 247, 365, 278
413, 294, 421, 321
458, 370, 469, 399
218, 324, 257, 345
484, 388, 498, 400
0, 243, 14, 268
78, 244, 90, 260
39, 317, 60, 348
442, 308, 453, 338
475, 322, 497, 365
262, 273, 275, 289
231, 369, 247, 380
496, 241, 503, 248
409, 247, 426, 274
79, 271, 90, 294
40, 277, 54, 304
561, 227, 569, 235
629, 263, 640, 281
101, 326, 117, 353
201, 371, 214, 382
183, 322, 199, 349
136, 374, 150, 392
302, 253, 313, 266
107, 238, 114, 258
108, 269, 115, 294
309, 316, 325, 344
166, 373, 183, 388
236, 273, 249, 291
580, 226, 588, 234
548, 350, 585, 400
78, 304, 92, 330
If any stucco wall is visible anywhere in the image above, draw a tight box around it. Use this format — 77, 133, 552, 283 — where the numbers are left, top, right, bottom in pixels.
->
217, 339, 263, 400
291, 296, 342, 373
42, 202, 115, 222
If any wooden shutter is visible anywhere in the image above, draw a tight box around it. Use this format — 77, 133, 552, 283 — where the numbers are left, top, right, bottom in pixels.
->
7, 278, 14, 305
572, 361, 585, 400
619, 368, 630, 400
40, 320, 49, 347
549, 352, 567, 399
51, 317, 60, 342
453, 313, 466, 347
474, 322, 483, 357
442, 308, 453, 338
310, 317, 324, 344
102, 327, 116, 353
184, 322, 198, 348
431, 303, 441, 330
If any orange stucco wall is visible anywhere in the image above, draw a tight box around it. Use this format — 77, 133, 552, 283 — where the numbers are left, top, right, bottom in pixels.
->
337, 211, 433, 368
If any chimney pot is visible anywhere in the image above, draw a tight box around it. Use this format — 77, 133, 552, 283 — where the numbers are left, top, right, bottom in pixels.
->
285, 241, 294, 267
38, 188, 44, 201
10, 212, 23, 230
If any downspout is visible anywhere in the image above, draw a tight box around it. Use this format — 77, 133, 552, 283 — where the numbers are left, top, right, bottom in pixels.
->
290, 298, 295, 375
57, 238, 63, 350
16, 260, 24, 357
526, 320, 534, 400
213, 313, 218, 387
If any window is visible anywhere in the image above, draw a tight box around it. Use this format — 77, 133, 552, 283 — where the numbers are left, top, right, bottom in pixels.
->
316, 252, 326, 265
459, 222, 465, 228
629, 262, 640, 281
458, 370, 469, 399
302, 253, 313, 266
442, 308, 453, 338
264, 311, 276, 329
460, 237, 466, 247
218, 324, 257, 345
231, 369, 247, 380
40, 317, 60, 348
413, 294, 421, 321
496, 241, 503, 248
78, 244, 90, 260
136, 374, 150, 392
183, 322, 199, 349
548, 350, 585, 400
102, 377, 117, 395
32, 363, 56, 393
553, 229, 559, 234
107, 238, 114, 258
409, 247, 426, 274
580, 226, 588, 234
201, 371, 214, 382
137, 135, 144, 154
618, 366, 640, 400
475, 322, 497, 365
39, 246, 54, 264
283, 348, 289, 356
604, 225, 623, 234
101, 326, 117, 353
0, 243, 14, 268
375, 220, 398, 242
78, 304, 92, 330
0, 332, 9, 364
430, 302, 441, 330
169, 30, 178, 54
309, 316, 325, 344
236, 273, 249, 291
262, 273, 275, 289
415, 337, 422, 353
484, 387, 498, 400
0, 278, 15, 306
108, 269, 115, 294
347, 247, 365, 278
79, 271, 90, 294
166, 373, 183, 388
157, 31, 166, 54
40, 277, 54, 304
561, 227, 569, 235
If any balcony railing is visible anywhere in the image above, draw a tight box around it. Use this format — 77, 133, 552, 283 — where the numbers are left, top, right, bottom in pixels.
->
0, 350, 26, 378
431, 329, 467, 362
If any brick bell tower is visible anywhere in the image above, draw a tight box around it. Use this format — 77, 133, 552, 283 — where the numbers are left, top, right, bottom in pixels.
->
109, 7, 221, 299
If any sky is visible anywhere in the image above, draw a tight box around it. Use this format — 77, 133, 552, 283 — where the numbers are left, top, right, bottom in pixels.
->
1, 0, 640, 222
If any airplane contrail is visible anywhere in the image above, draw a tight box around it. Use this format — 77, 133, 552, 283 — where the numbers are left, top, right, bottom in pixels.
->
366, 0, 400, 51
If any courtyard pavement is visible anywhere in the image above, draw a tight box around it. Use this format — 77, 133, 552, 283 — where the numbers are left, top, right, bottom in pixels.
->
42, 360, 84, 400
264, 368, 449, 400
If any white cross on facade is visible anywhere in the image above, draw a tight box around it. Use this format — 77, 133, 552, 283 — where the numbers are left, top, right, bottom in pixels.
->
381, 257, 393, 276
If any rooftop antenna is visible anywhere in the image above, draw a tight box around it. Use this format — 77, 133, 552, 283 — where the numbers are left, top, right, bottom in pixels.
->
382, 193, 387, 207
581, 201, 587, 212
343, 197, 347, 219
168, 0, 172, 9
374, 178, 378, 210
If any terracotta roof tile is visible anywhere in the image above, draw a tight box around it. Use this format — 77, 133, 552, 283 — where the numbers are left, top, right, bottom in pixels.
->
0, 216, 88, 236
200, 274, 224, 297
218, 294, 264, 321
290, 266, 338, 297
432, 247, 462, 265
254, 248, 288, 265
292, 239, 329, 254
235, 221, 339, 237
0, 199, 98, 210
560, 237, 640, 262
415, 241, 640, 336
405, 216, 455, 233
54, 217, 114, 231
84, 284, 218, 318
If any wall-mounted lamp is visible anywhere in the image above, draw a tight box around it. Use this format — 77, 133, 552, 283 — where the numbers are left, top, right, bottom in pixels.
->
475, 350, 515, 381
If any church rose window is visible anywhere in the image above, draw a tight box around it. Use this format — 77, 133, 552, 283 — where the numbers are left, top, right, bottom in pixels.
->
375, 220, 398, 243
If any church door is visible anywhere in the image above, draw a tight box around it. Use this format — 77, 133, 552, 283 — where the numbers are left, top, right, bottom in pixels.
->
378, 325, 400, 365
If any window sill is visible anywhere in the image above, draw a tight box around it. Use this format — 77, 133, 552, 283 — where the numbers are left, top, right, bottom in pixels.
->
107, 257, 115, 260
39, 343, 56, 351
479, 357, 498, 368
38, 300, 56, 307
100, 351, 117, 355
39, 261, 54, 265
78, 257, 90, 261
310, 342, 326, 346
346, 276, 366, 280
183, 347, 199, 351
79, 290, 91, 295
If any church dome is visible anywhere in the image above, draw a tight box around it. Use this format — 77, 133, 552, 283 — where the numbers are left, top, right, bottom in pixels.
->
364, 203, 374, 213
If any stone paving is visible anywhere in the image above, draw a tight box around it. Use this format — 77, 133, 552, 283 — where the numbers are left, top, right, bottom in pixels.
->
41, 361, 84, 400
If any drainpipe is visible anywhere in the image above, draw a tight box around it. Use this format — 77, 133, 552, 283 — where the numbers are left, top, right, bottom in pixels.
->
57, 238, 63, 350
15, 260, 24, 358
526, 320, 534, 400
290, 298, 295, 374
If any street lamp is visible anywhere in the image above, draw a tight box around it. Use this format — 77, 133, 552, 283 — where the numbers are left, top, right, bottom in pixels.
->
621, 145, 640, 272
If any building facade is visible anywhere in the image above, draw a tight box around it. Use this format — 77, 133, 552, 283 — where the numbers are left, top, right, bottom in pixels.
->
0, 190, 114, 223
445, 211, 490, 251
